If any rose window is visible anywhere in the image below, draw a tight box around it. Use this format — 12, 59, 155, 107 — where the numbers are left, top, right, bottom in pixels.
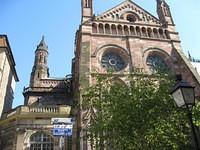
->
101, 52, 127, 71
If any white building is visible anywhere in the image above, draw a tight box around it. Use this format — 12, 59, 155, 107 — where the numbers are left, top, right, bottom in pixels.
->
0, 35, 19, 117
192, 62, 200, 74
189, 52, 200, 75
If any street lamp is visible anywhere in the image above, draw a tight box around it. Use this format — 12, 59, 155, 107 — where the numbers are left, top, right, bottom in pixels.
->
171, 75, 199, 150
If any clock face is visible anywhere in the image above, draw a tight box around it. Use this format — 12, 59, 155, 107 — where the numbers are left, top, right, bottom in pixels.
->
147, 55, 167, 72
101, 52, 127, 71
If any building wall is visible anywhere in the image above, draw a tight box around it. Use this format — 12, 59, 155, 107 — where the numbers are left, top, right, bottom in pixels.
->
88, 34, 200, 96
90, 36, 174, 72
0, 105, 72, 150
0, 119, 17, 150
0, 48, 15, 117
0, 35, 18, 118
0, 118, 59, 150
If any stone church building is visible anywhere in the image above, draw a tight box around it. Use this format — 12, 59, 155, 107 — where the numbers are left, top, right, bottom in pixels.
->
0, 0, 200, 149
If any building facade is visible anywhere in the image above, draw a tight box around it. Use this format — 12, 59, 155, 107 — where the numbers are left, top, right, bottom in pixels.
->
0, 37, 72, 150
0, 35, 18, 118
74, 0, 200, 149
0, 0, 200, 150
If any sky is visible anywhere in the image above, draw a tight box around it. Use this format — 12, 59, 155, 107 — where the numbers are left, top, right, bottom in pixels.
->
0, 0, 200, 108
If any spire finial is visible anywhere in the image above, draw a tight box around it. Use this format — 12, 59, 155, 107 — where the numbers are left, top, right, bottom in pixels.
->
41, 35, 45, 42
157, 0, 168, 6
37, 35, 48, 50
188, 51, 192, 61
39, 35, 45, 46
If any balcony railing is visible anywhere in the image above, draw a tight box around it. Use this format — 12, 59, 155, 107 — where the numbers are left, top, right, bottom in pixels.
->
1, 105, 71, 119
29, 106, 59, 113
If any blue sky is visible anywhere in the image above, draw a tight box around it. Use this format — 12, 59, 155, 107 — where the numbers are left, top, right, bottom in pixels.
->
0, 0, 200, 107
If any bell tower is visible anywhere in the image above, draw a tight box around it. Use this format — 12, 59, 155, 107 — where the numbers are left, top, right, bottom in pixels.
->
82, 0, 93, 22
30, 36, 49, 87
156, 0, 174, 25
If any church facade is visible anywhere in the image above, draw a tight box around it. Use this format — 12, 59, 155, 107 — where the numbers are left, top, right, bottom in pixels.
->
0, 0, 200, 150
74, 0, 200, 149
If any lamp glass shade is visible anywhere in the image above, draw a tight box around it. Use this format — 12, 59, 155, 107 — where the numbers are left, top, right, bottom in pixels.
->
181, 87, 195, 106
172, 88, 185, 108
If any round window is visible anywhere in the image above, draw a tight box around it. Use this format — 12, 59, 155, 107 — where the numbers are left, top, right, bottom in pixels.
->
127, 14, 136, 22
147, 55, 168, 72
101, 51, 127, 71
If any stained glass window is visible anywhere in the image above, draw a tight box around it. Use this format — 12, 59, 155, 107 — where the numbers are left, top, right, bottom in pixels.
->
101, 52, 127, 71
147, 55, 168, 72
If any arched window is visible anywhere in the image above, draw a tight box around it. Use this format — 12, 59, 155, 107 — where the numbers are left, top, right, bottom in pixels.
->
117, 25, 123, 35
111, 24, 117, 35
42, 55, 45, 63
126, 14, 136, 22
124, 25, 129, 35
159, 29, 165, 39
92, 23, 98, 33
141, 27, 147, 37
153, 28, 159, 38
44, 56, 47, 64
136, 26, 141, 36
147, 55, 168, 72
30, 132, 54, 150
99, 24, 104, 34
105, 24, 111, 34
39, 54, 42, 63
130, 26, 135, 35
147, 28, 153, 38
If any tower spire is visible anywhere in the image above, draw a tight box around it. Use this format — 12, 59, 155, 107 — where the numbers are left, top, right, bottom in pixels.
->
82, 0, 93, 22
37, 35, 48, 50
156, 0, 174, 25
156, 0, 168, 6
30, 36, 49, 87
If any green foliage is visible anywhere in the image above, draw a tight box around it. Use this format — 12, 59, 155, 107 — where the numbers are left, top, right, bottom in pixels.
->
83, 72, 191, 150
193, 102, 200, 126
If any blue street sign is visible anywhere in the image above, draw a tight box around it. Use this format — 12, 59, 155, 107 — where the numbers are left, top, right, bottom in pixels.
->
64, 128, 72, 136
53, 128, 72, 136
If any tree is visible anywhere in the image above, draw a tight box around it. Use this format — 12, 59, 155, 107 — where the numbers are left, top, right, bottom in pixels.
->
83, 72, 191, 150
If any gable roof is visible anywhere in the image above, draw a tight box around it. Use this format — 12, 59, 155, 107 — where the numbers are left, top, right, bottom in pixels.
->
175, 48, 200, 88
96, 0, 160, 25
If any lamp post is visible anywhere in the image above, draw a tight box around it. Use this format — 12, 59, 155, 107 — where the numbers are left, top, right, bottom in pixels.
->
171, 75, 199, 150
